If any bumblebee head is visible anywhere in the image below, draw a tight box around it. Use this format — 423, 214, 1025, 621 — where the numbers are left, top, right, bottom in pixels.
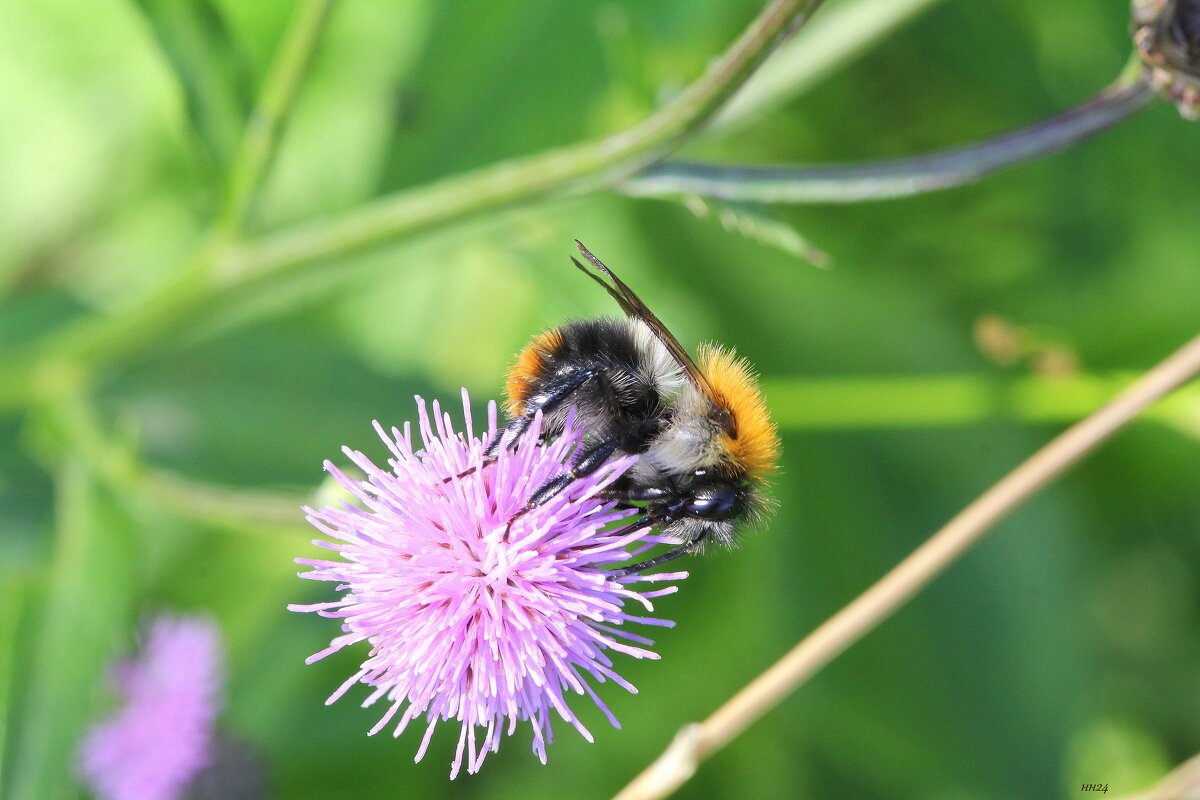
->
669, 473, 746, 520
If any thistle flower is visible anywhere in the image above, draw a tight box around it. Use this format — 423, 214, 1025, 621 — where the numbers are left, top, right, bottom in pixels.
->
289, 390, 685, 778
77, 614, 223, 800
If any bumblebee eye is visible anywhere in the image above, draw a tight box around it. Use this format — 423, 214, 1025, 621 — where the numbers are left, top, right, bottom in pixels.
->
683, 487, 739, 520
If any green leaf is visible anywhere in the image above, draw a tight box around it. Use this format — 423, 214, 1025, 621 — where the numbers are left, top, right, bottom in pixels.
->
6, 463, 139, 800
709, 0, 949, 136
682, 195, 830, 266
128, 0, 253, 169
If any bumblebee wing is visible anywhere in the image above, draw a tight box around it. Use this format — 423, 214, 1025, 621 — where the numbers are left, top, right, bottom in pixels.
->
572, 240, 734, 432
571, 241, 698, 376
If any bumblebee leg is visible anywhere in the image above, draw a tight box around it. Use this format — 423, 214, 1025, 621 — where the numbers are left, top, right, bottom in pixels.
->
608, 534, 702, 577
594, 484, 674, 503
596, 514, 660, 540
444, 409, 537, 484
483, 367, 597, 460
442, 460, 491, 484
504, 437, 623, 534
481, 415, 533, 461
444, 368, 600, 484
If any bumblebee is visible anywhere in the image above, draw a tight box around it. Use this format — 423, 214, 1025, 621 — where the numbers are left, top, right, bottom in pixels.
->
488, 241, 780, 574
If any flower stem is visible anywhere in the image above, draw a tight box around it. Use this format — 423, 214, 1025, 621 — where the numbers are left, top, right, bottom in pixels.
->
612, 330, 1200, 800
212, 0, 338, 239
621, 71, 1156, 203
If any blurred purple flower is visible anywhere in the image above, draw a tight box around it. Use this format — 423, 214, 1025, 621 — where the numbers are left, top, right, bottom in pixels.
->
289, 390, 684, 778
78, 614, 223, 800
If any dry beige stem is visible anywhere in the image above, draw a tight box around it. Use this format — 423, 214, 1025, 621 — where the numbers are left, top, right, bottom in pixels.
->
1114, 752, 1200, 800
614, 332, 1200, 800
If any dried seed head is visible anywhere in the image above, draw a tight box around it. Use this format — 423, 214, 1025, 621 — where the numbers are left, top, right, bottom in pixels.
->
1134, 0, 1200, 118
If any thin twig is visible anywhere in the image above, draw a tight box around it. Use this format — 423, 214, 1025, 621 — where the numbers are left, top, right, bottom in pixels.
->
621, 71, 1156, 203
613, 331, 1200, 800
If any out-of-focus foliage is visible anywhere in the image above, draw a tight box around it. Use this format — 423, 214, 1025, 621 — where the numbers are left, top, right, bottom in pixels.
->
1, 1, 1198, 799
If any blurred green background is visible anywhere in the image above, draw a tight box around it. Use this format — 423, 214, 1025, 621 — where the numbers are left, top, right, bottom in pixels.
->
2, 0, 1199, 798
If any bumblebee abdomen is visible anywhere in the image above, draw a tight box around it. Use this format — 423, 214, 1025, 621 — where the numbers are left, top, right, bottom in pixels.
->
505, 328, 564, 415
504, 317, 683, 437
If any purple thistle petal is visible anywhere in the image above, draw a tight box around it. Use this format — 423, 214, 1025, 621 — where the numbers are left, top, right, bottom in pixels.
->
289, 392, 685, 777
77, 614, 224, 800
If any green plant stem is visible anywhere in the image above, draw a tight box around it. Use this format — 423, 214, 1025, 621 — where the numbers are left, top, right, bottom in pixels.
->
0, 0, 823, 414
207, 0, 939, 283
612, 330, 1200, 800
42, 370, 1196, 538
121, 371, 1200, 526
30, 363, 308, 533
29, 361, 135, 484
621, 72, 1156, 203
213, 0, 826, 285
764, 371, 1200, 434
213, 0, 338, 238
0, 252, 215, 411
0, 1, 336, 409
